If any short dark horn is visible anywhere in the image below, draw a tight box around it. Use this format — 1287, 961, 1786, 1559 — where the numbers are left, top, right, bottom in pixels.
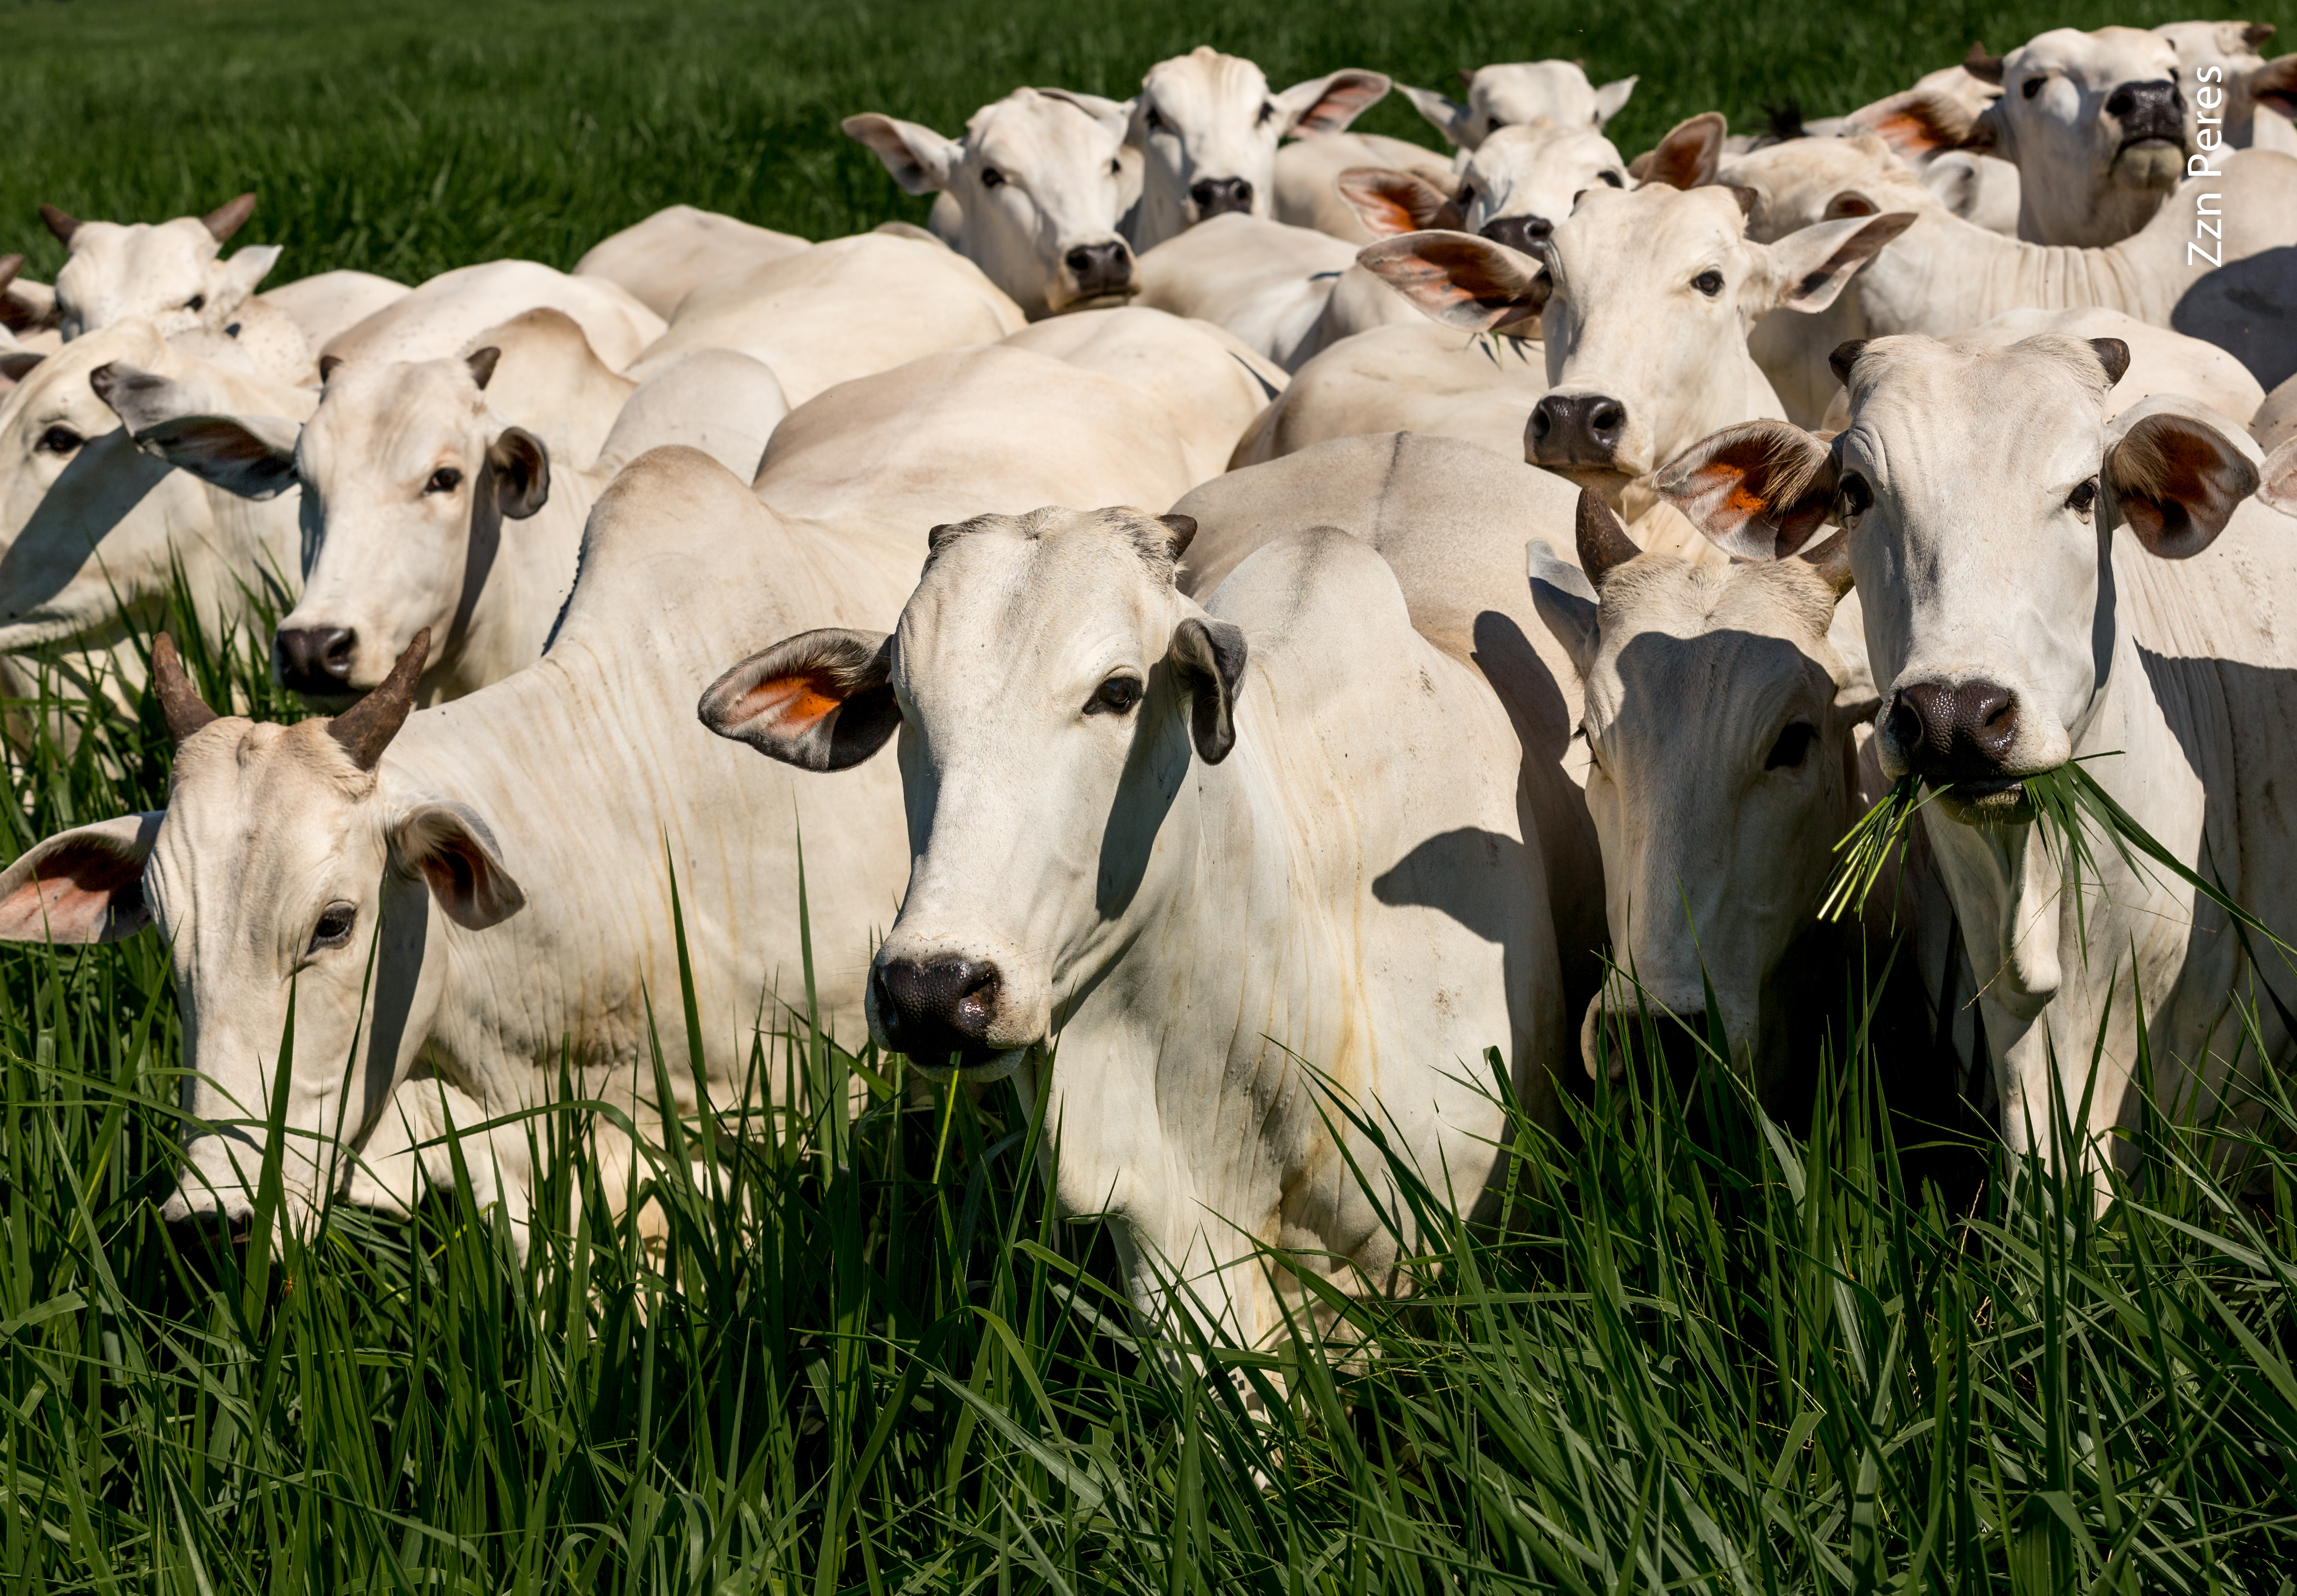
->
1800, 529, 1854, 598
0, 254, 21, 293
202, 193, 257, 244
1575, 485, 1642, 584
151, 633, 220, 745
39, 204, 81, 247
327, 629, 430, 771
1829, 339, 1871, 389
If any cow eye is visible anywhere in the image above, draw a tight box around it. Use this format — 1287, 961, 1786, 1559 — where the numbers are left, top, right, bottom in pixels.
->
1257, 101, 1278, 126
307, 904, 356, 953
1824, 192, 1877, 219
1108, 157, 1122, 176
2022, 76, 2045, 99
1691, 270, 1724, 297
36, 425, 83, 456
184, 294, 206, 313
426, 467, 462, 494
2066, 479, 2098, 516
1145, 104, 1170, 135
1086, 674, 1142, 715
1765, 720, 1818, 770
1598, 169, 1625, 188
1839, 470, 1874, 519
980, 166, 1006, 189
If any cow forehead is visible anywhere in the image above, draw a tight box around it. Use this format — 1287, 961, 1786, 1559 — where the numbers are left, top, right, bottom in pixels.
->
970, 92, 1118, 167
153, 722, 380, 922
1846, 337, 2111, 477
0, 320, 168, 434
900, 511, 1179, 681
1589, 576, 1840, 745
1143, 47, 1269, 114
1554, 185, 1742, 269
1469, 124, 1619, 185
2011, 25, 2178, 81
307, 361, 488, 468
1472, 62, 1595, 119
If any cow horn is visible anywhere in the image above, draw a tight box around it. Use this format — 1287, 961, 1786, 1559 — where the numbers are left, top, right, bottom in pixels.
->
0, 254, 20, 294
465, 346, 501, 390
318, 353, 344, 383
39, 204, 80, 246
202, 193, 257, 244
327, 629, 430, 771
151, 633, 220, 746
1961, 43, 2005, 86
1576, 485, 1642, 585
1158, 513, 1198, 557
1829, 339, 1870, 388
1800, 530, 1854, 598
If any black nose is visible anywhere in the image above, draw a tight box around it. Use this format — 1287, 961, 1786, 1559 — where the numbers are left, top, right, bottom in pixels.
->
1529, 393, 1628, 468
872, 954, 1006, 1068
1886, 680, 2021, 782
2106, 79, 2185, 141
1189, 176, 1254, 217
1063, 240, 1136, 296
1478, 214, 1553, 253
274, 626, 355, 696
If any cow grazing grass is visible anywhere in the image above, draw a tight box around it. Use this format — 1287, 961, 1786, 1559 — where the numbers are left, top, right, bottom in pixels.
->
4, 0, 2297, 1588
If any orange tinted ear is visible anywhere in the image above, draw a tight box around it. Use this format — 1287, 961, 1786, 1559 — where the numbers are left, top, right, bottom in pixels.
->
0, 814, 161, 945
1356, 230, 1549, 335
1654, 420, 1838, 559
1638, 111, 1726, 190
1336, 168, 1462, 237
1849, 86, 1980, 158
699, 628, 900, 771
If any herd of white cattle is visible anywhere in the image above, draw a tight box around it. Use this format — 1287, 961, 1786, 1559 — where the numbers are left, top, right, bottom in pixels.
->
0, 22, 2295, 1348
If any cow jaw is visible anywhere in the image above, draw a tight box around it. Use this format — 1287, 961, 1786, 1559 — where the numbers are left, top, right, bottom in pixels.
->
869, 508, 1204, 1077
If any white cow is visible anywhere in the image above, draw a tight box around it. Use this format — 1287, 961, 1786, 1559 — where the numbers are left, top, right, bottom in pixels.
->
0, 453, 914, 1237
1658, 334, 2297, 1179
1229, 323, 1547, 466
846, 88, 1140, 319
622, 231, 1026, 401
1125, 47, 1390, 250
573, 205, 811, 319
1132, 213, 1421, 370
701, 502, 1566, 1355
1338, 121, 1633, 254
1962, 28, 2196, 246
0, 320, 310, 704
998, 307, 1284, 483
1399, 61, 1638, 151
321, 259, 667, 371
1357, 185, 1911, 498
1721, 140, 2297, 414
2154, 20, 2297, 153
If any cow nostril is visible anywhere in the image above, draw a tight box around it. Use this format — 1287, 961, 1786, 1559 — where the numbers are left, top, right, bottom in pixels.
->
1589, 402, 1626, 436
1886, 693, 1924, 752
2107, 90, 2135, 116
1529, 405, 1554, 442
1526, 217, 1553, 238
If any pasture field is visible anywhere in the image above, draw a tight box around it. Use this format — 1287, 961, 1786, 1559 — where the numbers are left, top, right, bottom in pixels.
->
4, 0, 2297, 1590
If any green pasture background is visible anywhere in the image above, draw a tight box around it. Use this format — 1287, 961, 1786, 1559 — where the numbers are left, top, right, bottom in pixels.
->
3, 0, 2285, 281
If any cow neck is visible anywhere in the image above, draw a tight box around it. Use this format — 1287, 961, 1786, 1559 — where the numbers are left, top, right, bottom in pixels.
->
1855, 209, 2168, 337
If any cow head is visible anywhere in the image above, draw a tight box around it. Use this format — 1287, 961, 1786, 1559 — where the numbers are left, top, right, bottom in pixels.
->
1965, 27, 2193, 246
1533, 488, 1863, 1077
117, 344, 550, 700
1343, 123, 1632, 254
846, 88, 1139, 319
1718, 135, 1941, 242
1359, 184, 1912, 493
0, 321, 300, 656
1128, 47, 1390, 248
0, 632, 525, 1235
702, 506, 1238, 1079
45, 195, 282, 343
2153, 21, 2296, 147
1659, 334, 2270, 826
1400, 61, 1637, 150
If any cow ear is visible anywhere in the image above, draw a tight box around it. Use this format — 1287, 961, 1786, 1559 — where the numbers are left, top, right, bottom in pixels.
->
1399, 83, 1475, 147
1275, 69, 1391, 136
1637, 112, 1726, 190
485, 426, 550, 520
2255, 54, 2297, 119
1526, 538, 1599, 678
1847, 86, 1980, 158
842, 114, 962, 196
1336, 168, 1461, 238
1356, 230, 1549, 336
2106, 401, 2261, 558
2259, 437, 2297, 518
1592, 76, 1637, 127
700, 628, 899, 771
1960, 101, 2008, 157
1760, 212, 1916, 313
1169, 616, 1247, 764
391, 801, 525, 931
0, 813, 161, 945
212, 243, 282, 311
1, 352, 47, 384
1654, 421, 1839, 559
127, 414, 302, 500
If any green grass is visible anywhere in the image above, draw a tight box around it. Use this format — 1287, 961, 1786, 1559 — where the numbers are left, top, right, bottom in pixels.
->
6, 0, 2297, 1588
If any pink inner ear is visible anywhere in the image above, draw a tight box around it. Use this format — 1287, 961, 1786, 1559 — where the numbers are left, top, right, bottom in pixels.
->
0, 845, 141, 939
736, 670, 847, 737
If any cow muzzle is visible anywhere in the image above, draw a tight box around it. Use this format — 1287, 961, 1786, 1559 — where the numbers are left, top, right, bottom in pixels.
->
2107, 79, 2186, 149
870, 951, 1032, 1080
1188, 176, 1254, 219
1881, 678, 2036, 816
1057, 240, 1139, 308
275, 625, 357, 698
1478, 215, 1553, 253
1529, 392, 1631, 479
